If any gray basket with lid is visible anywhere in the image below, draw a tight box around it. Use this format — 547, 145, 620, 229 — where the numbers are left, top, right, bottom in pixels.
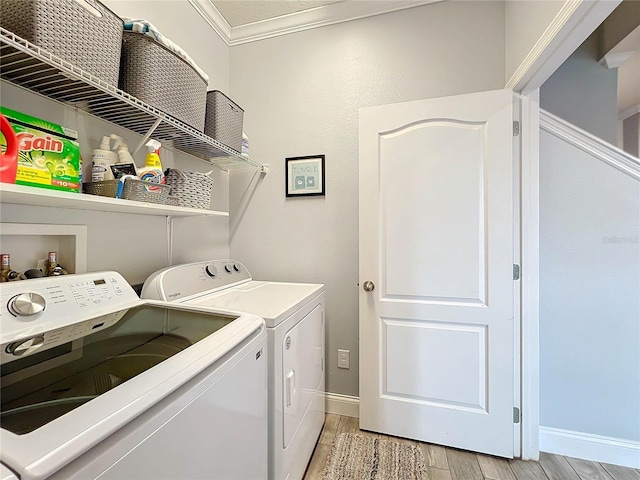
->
119, 32, 208, 131
0, 0, 123, 86
165, 169, 214, 209
205, 90, 244, 152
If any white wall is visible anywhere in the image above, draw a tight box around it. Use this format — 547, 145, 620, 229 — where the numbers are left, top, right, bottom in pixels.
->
228, 1, 506, 397
540, 32, 619, 145
539, 129, 640, 443
0, 1, 231, 285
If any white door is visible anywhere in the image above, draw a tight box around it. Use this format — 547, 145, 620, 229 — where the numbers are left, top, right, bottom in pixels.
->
359, 89, 516, 458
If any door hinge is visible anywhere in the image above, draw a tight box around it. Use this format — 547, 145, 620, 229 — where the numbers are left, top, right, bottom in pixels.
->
513, 264, 520, 280
513, 407, 520, 424
513, 121, 520, 136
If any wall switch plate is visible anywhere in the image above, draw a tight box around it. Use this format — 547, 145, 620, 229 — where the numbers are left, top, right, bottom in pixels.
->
338, 349, 350, 369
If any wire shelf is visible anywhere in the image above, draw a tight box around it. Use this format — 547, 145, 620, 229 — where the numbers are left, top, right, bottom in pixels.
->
0, 27, 267, 172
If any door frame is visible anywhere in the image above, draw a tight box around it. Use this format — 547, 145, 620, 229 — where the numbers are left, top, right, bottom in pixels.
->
509, 0, 620, 461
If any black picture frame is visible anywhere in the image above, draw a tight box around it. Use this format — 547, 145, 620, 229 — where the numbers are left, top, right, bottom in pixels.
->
285, 155, 325, 197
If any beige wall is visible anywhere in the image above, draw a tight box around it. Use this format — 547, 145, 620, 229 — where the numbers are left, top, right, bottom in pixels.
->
505, 0, 567, 84
599, 0, 640, 59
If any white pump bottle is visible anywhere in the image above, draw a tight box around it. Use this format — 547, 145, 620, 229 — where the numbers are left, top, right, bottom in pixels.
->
91, 135, 120, 181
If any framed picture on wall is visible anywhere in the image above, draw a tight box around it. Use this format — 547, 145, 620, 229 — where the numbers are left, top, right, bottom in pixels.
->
285, 155, 325, 197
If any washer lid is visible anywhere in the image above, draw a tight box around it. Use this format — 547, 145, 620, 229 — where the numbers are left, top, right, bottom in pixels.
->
0, 298, 264, 480
188, 281, 324, 327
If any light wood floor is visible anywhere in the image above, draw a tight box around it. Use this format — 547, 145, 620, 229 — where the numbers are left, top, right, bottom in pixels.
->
303, 414, 640, 480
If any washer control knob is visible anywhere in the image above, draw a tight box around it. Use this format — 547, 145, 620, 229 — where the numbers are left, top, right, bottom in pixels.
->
9, 292, 46, 316
233, 264, 241, 272
6, 335, 45, 356
205, 265, 218, 277
224, 265, 232, 273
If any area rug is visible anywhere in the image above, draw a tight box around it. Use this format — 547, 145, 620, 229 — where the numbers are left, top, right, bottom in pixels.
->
322, 433, 427, 480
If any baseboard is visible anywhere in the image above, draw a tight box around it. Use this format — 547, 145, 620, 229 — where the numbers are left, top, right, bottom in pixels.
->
325, 393, 359, 418
322, 401, 639, 467
540, 426, 640, 468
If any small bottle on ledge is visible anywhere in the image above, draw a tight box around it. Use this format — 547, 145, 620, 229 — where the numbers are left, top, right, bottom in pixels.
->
47, 252, 67, 276
1, 254, 19, 282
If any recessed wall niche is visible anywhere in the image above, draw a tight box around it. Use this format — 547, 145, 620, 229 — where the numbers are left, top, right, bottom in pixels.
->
0, 223, 87, 275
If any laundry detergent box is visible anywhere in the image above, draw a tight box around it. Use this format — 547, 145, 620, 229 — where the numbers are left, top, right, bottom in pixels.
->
0, 106, 80, 192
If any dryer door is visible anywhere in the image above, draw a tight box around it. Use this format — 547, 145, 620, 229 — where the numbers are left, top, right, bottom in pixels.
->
282, 303, 324, 448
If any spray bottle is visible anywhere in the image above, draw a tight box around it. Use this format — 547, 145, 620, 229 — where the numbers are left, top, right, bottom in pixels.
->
138, 139, 164, 184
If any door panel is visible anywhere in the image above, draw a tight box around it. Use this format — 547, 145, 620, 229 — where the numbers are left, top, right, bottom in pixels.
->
383, 319, 487, 410
359, 89, 515, 458
381, 120, 486, 303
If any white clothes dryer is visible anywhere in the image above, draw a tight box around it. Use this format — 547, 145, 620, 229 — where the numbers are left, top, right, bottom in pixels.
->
142, 259, 325, 480
0, 271, 268, 480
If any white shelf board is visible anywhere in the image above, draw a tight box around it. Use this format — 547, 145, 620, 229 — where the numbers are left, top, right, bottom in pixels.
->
0, 184, 229, 218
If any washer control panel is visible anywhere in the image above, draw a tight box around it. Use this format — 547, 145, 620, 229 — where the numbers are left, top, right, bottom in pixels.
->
142, 259, 252, 302
1, 310, 124, 364
0, 271, 140, 363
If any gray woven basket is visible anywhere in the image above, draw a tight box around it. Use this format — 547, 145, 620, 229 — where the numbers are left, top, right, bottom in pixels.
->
1, 0, 123, 86
165, 169, 214, 209
205, 91, 244, 152
119, 32, 208, 131
84, 179, 170, 204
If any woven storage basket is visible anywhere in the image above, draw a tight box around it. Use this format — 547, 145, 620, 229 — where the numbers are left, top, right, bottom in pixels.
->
165, 169, 214, 209
1, 0, 123, 86
119, 32, 208, 131
83, 178, 170, 204
205, 91, 244, 152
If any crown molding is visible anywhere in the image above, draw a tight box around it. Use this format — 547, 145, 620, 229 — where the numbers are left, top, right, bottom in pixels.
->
619, 104, 640, 120
506, 0, 620, 93
190, 0, 441, 46
599, 50, 635, 69
188, 0, 232, 44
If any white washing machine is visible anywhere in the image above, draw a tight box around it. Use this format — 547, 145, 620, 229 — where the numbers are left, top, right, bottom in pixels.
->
0, 271, 268, 480
142, 259, 325, 480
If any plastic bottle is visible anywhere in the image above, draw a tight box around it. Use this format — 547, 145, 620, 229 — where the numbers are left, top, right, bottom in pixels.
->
138, 139, 164, 184
110, 142, 137, 179
91, 135, 119, 181
0, 113, 18, 184
79, 155, 83, 186
241, 132, 249, 158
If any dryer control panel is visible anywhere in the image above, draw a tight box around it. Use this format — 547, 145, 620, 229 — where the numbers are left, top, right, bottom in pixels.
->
141, 259, 252, 302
